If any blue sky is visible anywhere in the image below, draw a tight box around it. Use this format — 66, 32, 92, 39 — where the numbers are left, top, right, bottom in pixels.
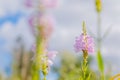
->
0, 12, 23, 27
0, 11, 23, 76
0, 0, 24, 75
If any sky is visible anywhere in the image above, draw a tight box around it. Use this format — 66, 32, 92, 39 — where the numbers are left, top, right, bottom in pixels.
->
0, 0, 120, 76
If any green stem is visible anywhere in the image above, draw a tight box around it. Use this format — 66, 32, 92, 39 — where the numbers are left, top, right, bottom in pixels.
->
43, 75, 47, 80
97, 11, 105, 80
42, 57, 48, 80
31, 62, 40, 80
97, 12, 101, 50
101, 72, 104, 80
83, 50, 88, 80
83, 61, 87, 79
31, 36, 42, 80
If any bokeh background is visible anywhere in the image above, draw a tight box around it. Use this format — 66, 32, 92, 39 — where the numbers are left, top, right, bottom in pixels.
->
0, 0, 120, 80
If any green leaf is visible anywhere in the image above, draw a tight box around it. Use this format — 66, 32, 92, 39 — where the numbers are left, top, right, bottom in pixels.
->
97, 50, 104, 73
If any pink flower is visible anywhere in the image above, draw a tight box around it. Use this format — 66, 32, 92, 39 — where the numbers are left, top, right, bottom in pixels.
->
28, 16, 35, 35
41, 0, 59, 8
46, 50, 57, 70
31, 44, 36, 53
31, 44, 57, 66
39, 14, 55, 39
24, 0, 33, 7
25, 0, 59, 8
40, 50, 57, 71
74, 33, 94, 53
48, 59, 53, 66
47, 50, 58, 60
28, 14, 55, 38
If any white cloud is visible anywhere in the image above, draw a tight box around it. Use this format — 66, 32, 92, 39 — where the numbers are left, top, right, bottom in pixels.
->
0, 0, 25, 21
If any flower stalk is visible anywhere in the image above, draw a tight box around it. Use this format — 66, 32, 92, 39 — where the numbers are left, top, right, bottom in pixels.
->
82, 22, 89, 80
95, 0, 105, 79
25, 0, 58, 79
74, 21, 94, 79
82, 50, 88, 80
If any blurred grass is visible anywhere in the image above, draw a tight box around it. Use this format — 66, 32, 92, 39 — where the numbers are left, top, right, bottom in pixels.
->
52, 51, 101, 80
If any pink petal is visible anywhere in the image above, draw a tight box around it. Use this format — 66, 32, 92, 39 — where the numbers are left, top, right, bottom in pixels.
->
39, 14, 55, 38
41, 0, 58, 8
48, 59, 53, 66
25, 0, 33, 7
47, 51, 58, 60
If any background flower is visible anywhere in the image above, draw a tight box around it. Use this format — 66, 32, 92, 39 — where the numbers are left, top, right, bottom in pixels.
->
24, 0, 33, 7
41, 0, 59, 8
47, 50, 58, 60
39, 14, 55, 39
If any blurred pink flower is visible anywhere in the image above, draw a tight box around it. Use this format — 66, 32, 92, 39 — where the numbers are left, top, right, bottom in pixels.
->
40, 50, 57, 71
41, 0, 59, 8
28, 14, 55, 38
31, 44, 36, 52
39, 14, 55, 39
48, 59, 53, 66
25, 0, 59, 8
46, 50, 57, 70
74, 33, 94, 53
47, 50, 58, 60
24, 0, 33, 7
31, 44, 57, 65
28, 16, 35, 35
